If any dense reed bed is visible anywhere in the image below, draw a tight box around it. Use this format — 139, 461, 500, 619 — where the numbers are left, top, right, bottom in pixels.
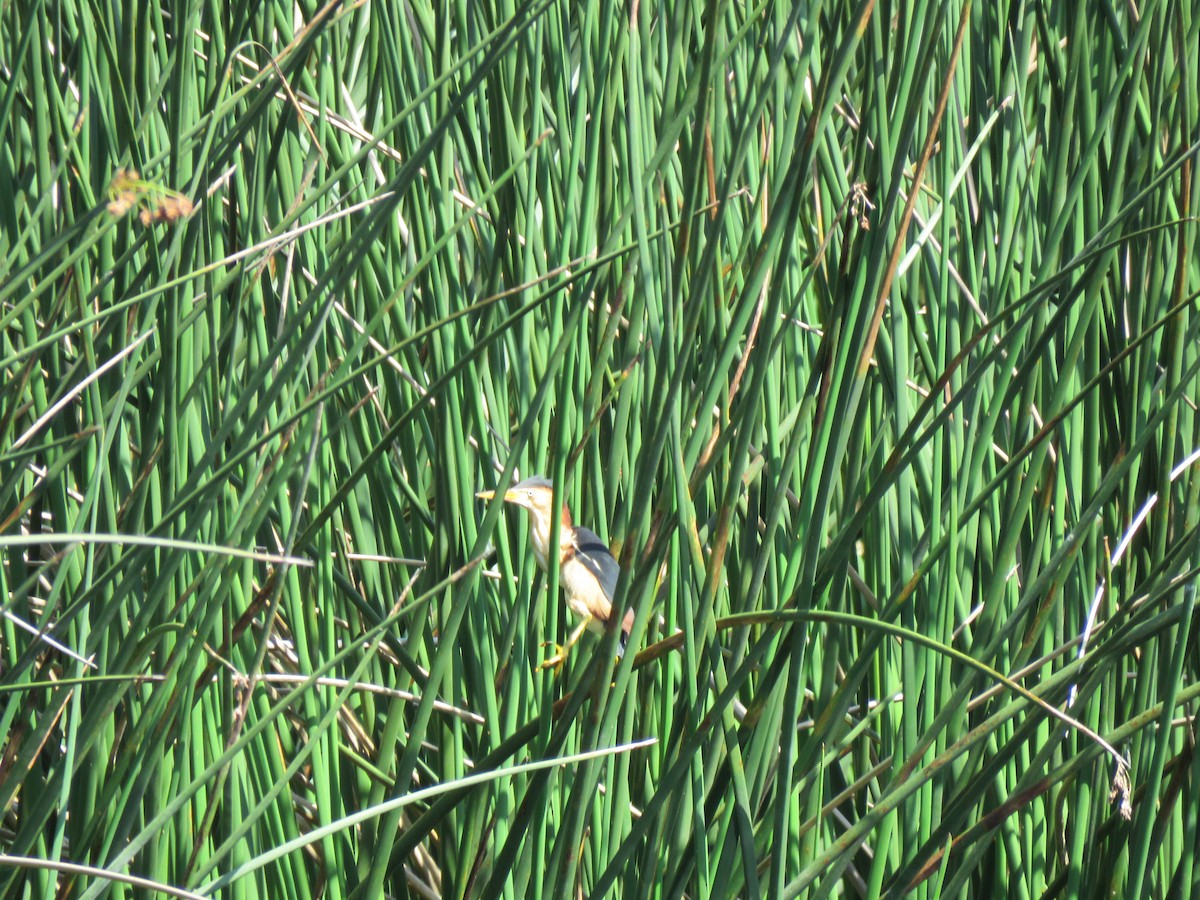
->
2, 1, 1198, 896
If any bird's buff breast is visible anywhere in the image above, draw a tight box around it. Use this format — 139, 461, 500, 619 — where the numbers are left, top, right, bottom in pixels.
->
558, 548, 611, 631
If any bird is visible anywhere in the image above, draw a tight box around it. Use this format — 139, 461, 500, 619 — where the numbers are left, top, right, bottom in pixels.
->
477, 476, 634, 672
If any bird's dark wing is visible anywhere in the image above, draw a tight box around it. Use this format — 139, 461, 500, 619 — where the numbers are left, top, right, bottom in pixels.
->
570, 526, 621, 612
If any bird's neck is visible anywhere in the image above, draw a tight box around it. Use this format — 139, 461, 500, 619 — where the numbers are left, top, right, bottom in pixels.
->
531, 507, 574, 571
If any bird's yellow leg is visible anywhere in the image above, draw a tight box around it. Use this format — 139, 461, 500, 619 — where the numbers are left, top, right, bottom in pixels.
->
539, 615, 593, 674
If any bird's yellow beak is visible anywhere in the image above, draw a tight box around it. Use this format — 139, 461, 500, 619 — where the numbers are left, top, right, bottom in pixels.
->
476, 489, 497, 500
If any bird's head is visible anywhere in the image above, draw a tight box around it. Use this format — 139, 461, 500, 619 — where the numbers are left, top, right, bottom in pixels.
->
477, 476, 572, 528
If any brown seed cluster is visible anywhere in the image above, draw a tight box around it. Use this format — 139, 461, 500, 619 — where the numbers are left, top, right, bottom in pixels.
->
106, 167, 194, 226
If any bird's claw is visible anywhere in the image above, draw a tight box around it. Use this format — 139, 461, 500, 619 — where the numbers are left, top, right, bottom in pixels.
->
538, 642, 567, 675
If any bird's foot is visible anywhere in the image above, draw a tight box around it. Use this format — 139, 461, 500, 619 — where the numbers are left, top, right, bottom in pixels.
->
537, 642, 567, 675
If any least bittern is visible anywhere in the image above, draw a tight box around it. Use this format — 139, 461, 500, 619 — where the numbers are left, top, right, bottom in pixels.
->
478, 476, 633, 671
